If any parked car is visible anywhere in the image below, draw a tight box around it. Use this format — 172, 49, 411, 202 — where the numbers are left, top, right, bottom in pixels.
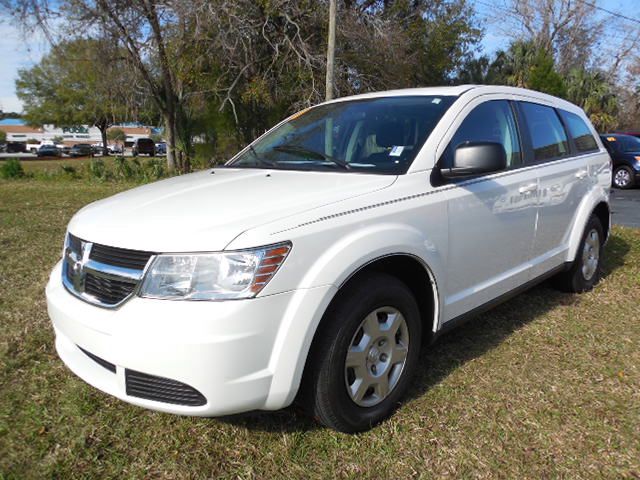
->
6, 142, 27, 153
155, 142, 167, 155
614, 131, 640, 139
47, 86, 611, 433
60, 146, 72, 156
91, 144, 104, 155
108, 144, 123, 155
69, 143, 93, 157
0, 143, 6, 153
37, 144, 62, 158
600, 134, 640, 189
132, 137, 156, 156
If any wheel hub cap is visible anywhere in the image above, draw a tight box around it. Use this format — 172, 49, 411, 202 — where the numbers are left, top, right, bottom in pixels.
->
344, 307, 410, 407
614, 169, 631, 187
581, 228, 600, 281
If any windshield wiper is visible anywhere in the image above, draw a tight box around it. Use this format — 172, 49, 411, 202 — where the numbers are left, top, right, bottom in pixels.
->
273, 144, 350, 170
247, 144, 276, 167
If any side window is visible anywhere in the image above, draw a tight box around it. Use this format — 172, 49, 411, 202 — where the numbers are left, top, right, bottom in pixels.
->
559, 110, 598, 153
519, 102, 569, 162
447, 100, 522, 168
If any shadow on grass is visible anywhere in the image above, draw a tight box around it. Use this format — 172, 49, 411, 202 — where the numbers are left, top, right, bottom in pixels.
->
218, 234, 631, 433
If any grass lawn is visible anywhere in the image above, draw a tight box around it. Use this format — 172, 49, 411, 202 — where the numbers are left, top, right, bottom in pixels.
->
1, 179, 639, 478
0, 156, 119, 175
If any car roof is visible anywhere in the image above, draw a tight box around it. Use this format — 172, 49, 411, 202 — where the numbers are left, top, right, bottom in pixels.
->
322, 84, 583, 114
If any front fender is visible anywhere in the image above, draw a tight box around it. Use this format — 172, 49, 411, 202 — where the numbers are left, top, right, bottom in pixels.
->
262, 222, 445, 410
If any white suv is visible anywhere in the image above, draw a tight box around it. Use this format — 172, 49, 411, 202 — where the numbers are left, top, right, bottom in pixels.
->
46, 86, 611, 432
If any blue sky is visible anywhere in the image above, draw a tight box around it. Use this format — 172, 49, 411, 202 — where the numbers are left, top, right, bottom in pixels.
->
0, 0, 638, 113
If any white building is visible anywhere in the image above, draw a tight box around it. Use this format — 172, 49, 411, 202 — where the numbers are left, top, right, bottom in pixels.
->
0, 120, 159, 147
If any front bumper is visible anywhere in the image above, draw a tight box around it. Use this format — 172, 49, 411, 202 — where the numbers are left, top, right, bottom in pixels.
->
46, 261, 330, 416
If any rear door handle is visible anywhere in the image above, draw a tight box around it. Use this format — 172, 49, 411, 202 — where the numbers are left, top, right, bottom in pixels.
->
576, 169, 588, 179
519, 183, 538, 194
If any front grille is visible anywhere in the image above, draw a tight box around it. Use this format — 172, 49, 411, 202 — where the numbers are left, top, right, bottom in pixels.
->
64, 234, 155, 307
125, 369, 207, 406
78, 346, 116, 373
90, 243, 154, 270
84, 273, 137, 305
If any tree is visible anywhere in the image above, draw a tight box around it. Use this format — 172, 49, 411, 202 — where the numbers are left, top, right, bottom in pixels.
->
565, 68, 618, 131
326, 0, 337, 101
52, 135, 64, 144
0, 130, 6, 144
15, 39, 129, 155
107, 128, 126, 145
498, 0, 604, 73
528, 49, 566, 97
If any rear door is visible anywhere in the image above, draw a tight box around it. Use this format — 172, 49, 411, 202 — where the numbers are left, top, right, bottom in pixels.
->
515, 102, 594, 277
438, 97, 539, 321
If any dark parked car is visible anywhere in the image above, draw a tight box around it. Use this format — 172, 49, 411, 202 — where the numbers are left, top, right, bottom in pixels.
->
69, 144, 93, 158
37, 144, 62, 157
91, 144, 104, 155
132, 138, 155, 156
600, 134, 640, 189
6, 142, 27, 153
155, 142, 167, 155
614, 131, 640, 139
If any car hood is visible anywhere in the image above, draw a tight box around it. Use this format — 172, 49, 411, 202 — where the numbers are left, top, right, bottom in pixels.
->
68, 168, 396, 252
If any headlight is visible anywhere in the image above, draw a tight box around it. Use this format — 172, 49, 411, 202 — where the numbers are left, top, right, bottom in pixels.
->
139, 242, 291, 300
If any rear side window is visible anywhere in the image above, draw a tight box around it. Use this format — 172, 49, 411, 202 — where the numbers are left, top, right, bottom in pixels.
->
519, 102, 569, 162
559, 110, 598, 153
446, 100, 522, 168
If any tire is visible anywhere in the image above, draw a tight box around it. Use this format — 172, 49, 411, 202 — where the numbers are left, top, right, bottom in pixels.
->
553, 215, 604, 293
302, 272, 422, 433
612, 166, 634, 189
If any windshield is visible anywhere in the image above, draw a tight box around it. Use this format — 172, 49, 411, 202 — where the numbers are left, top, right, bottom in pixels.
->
227, 95, 456, 174
618, 135, 640, 152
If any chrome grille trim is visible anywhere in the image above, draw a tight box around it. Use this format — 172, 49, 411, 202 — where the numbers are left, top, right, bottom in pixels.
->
62, 233, 155, 308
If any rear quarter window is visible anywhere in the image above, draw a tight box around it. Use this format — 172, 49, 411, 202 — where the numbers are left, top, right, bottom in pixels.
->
559, 110, 598, 153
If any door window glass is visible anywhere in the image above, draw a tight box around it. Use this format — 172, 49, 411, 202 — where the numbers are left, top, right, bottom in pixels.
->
448, 100, 521, 168
520, 102, 569, 161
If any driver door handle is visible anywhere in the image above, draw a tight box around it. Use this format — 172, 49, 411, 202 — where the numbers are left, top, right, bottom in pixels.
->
519, 183, 538, 194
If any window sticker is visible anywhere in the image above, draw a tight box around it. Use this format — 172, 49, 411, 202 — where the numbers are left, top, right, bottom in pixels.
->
389, 146, 404, 156
288, 107, 311, 121
606, 137, 616, 142
432, 98, 442, 104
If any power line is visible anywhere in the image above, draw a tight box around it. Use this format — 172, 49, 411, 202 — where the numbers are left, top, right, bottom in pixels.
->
576, 0, 640, 26
474, 0, 640, 27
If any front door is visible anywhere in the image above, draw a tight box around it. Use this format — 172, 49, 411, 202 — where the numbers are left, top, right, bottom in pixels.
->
439, 99, 538, 322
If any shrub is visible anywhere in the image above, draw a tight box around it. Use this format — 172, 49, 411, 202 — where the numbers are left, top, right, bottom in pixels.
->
87, 158, 108, 181
0, 159, 25, 179
60, 165, 79, 179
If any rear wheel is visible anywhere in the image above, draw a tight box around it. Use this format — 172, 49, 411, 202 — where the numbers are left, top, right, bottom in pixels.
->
554, 215, 604, 293
302, 272, 422, 433
613, 166, 634, 189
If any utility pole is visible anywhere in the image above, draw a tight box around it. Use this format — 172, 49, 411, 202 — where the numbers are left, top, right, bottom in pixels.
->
325, 0, 336, 101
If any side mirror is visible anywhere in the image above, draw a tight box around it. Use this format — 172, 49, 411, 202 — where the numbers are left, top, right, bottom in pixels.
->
441, 142, 507, 179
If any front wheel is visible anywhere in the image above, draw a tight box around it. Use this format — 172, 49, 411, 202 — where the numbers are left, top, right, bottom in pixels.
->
302, 272, 422, 433
553, 215, 604, 293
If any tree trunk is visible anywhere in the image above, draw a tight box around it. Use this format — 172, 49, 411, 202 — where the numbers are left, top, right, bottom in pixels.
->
164, 111, 177, 172
100, 126, 108, 156
325, 0, 337, 101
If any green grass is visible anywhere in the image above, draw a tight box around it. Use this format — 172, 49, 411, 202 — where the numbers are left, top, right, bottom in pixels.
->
1, 179, 639, 479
